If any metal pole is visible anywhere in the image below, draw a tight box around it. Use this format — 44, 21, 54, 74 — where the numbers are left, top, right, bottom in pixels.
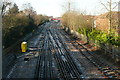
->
109, 0, 112, 33
68, 0, 70, 12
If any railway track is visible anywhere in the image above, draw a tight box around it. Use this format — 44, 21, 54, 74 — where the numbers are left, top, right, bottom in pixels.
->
59, 28, 120, 79
49, 28, 82, 79
34, 26, 59, 79
35, 23, 82, 79
6, 21, 119, 79
49, 32, 69, 79
34, 29, 46, 79
5, 25, 45, 78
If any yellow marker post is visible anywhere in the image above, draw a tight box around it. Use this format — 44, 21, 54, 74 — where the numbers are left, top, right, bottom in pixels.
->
21, 42, 27, 52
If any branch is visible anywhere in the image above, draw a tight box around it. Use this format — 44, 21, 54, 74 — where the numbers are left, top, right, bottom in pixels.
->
1, 4, 5, 15
112, 2, 118, 10
99, 0, 109, 11
1, 2, 12, 16
112, 4, 118, 9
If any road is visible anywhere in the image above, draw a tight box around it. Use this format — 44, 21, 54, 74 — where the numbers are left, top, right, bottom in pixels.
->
5, 21, 119, 79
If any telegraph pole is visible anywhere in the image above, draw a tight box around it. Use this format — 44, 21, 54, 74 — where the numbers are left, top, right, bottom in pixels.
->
118, 1, 120, 35
68, 0, 70, 12
109, 0, 112, 33
68, 0, 71, 32
100, 0, 118, 34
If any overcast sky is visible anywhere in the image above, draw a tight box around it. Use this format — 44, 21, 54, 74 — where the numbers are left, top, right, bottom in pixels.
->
3, 0, 119, 17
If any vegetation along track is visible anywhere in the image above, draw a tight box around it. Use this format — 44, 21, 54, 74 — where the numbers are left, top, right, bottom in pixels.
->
59, 28, 120, 79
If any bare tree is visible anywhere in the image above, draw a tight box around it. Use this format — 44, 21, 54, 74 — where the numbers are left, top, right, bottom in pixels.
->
22, 3, 33, 10
61, 0, 72, 12
99, 0, 118, 33
118, 1, 120, 33
1, 2, 11, 17
21, 3, 36, 19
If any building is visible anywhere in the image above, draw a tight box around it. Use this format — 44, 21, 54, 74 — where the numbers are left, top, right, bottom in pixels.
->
94, 11, 119, 33
48, 16, 53, 21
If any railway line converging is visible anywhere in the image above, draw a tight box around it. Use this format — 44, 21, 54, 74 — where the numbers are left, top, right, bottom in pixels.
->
4, 21, 120, 80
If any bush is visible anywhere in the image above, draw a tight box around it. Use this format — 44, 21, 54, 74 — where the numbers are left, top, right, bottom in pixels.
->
2, 4, 49, 48
79, 28, 120, 46
62, 11, 120, 46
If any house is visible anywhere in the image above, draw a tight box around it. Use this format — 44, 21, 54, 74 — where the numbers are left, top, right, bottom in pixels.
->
48, 16, 53, 21
83, 15, 95, 28
94, 11, 119, 33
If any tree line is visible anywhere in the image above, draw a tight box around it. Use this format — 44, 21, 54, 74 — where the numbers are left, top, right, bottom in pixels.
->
61, 10, 120, 46
2, 2, 49, 48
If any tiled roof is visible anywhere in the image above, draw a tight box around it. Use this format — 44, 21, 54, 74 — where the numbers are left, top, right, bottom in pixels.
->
95, 11, 119, 19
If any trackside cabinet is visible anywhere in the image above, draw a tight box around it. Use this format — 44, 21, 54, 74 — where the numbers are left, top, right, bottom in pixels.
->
21, 42, 27, 52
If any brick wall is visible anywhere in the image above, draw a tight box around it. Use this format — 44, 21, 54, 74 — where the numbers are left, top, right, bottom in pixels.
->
95, 18, 110, 32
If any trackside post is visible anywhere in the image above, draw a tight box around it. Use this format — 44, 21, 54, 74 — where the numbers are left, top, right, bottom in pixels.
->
21, 42, 27, 52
